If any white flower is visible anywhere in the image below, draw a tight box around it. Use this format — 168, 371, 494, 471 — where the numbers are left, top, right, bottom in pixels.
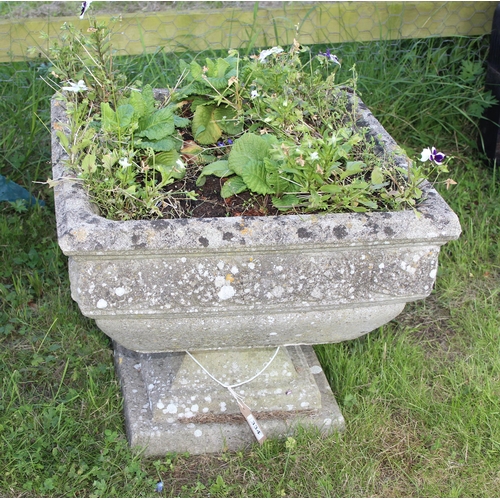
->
258, 46, 284, 62
118, 157, 132, 168
310, 151, 319, 161
61, 80, 88, 92
250, 90, 260, 99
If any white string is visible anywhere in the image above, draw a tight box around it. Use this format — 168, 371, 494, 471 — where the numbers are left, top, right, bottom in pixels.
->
185, 347, 281, 408
185, 348, 279, 443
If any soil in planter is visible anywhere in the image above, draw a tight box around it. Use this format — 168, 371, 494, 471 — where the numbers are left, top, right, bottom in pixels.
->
160, 175, 281, 218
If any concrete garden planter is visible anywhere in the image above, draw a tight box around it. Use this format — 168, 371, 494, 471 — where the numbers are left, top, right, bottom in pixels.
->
51, 93, 461, 455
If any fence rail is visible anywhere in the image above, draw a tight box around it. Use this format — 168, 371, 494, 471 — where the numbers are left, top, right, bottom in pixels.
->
0, 1, 495, 63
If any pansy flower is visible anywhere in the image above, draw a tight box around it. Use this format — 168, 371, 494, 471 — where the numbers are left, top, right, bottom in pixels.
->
318, 49, 341, 67
420, 147, 445, 165
79, 0, 92, 19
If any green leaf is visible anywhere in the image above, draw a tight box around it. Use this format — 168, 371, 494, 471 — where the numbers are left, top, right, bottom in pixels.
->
140, 85, 158, 115
272, 194, 301, 210
155, 164, 185, 189
154, 150, 180, 168
264, 158, 293, 196
163, 163, 185, 180
137, 107, 175, 140
138, 137, 177, 152
308, 190, 330, 210
213, 106, 242, 135
101, 151, 120, 171
228, 133, 277, 176
359, 199, 378, 209
221, 176, 247, 198
207, 58, 231, 79
241, 159, 272, 194
340, 161, 365, 180
350, 179, 369, 190
197, 160, 231, 187
192, 105, 222, 144
320, 184, 342, 194
99, 103, 115, 131
190, 96, 211, 111
154, 153, 185, 189
371, 166, 385, 185
205, 76, 230, 90
200, 160, 232, 178
189, 60, 204, 81
56, 131, 69, 151
128, 89, 149, 119
174, 115, 190, 128
70, 127, 95, 154
101, 103, 134, 133
227, 134, 278, 194
81, 153, 96, 174
116, 104, 134, 130
325, 161, 341, 177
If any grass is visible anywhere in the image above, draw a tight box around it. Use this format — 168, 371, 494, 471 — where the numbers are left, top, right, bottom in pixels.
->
1, 28, 500, 497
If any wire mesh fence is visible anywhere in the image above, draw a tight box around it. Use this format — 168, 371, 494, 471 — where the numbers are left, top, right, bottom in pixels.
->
0, 1, 496, 63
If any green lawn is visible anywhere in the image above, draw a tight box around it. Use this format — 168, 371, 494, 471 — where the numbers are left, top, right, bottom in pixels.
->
1, 32, 499, 497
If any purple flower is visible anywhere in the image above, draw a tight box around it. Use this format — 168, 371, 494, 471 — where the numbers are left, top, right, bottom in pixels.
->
226, 139, 233, 145
318, 49, 341, 67
420, 147, 445, 165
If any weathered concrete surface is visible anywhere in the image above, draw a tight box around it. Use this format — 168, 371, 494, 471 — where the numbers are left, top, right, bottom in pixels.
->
114, 343, 345, 455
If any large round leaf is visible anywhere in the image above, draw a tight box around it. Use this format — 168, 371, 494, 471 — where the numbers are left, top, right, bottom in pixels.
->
228, 133, 277, 176
191, 105, 222, 144
227, 133, 277, 194
213, 106, 243, 135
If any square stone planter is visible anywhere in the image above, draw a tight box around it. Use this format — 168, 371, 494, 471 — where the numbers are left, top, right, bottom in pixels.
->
51, 92, 461, 455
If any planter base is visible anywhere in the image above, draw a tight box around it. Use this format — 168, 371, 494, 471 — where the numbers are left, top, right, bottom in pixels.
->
114, 343, 344, 456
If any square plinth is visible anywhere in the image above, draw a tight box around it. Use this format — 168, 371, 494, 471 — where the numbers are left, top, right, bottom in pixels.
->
113, 343, 345, 456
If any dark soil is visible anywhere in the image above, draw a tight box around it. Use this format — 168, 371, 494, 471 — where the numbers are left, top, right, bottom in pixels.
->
163, 175, 281, 219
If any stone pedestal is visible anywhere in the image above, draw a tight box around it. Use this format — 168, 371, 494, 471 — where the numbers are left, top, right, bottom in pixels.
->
114, 343, 344, 456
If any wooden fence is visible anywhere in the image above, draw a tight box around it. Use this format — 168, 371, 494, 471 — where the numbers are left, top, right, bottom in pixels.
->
0, 1, 496, 63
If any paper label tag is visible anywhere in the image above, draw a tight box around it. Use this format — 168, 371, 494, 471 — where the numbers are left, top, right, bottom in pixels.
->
238, 402, 266, 444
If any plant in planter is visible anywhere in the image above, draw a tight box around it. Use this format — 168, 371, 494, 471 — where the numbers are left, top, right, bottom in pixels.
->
42, 21, 453, 220
44, 19, 461, 455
